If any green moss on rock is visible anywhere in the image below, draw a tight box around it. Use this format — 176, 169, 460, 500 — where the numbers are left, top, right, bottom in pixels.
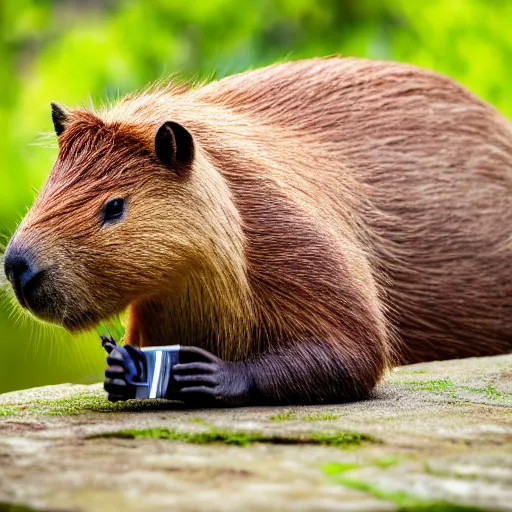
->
373, 456, 399, 468
325, 468, 485, 512
1, 391, 175, 417
269, 411, 295, 421
390, 374, 512, 404
322, 462, 360, 474
187, 417, 206, 424
270, 411, 339, 422
0, 407, 17, 417
37, 395, 175, 415
398, 377, 454, 391
308, 431, 373, 447
301, 412, 338, 421
460, 383, 511, 401
393, 377, 457, 398
98, 427, 376, 448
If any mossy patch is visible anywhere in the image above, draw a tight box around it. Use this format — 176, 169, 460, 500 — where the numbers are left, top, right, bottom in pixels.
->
397, 377, 454, 391
323, 462, 360, 474
322, 456, 398, 476
374, 456, 399, 468
97, 427, 376, 448
270, 411, 295, 421
2, 392, 176, 417
460, 383, 512, 402
0, 407, 17, 417
395, 370, 427, 376
38, 395, 176, 416
324, 466, 485, 512
301, 412, 338, 421
339, 478, 484, 511
391, 374, 512, 404
270, 411, 338, 422
307, 431, 373, 447
393, 377, 457, 398
187, 417, 206, 424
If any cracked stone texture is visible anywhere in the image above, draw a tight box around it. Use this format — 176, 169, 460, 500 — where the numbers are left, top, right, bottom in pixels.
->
0, 354, 511, 512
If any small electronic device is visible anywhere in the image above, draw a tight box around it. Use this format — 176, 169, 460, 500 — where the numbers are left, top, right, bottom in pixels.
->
101, 336, 180, 400
133, 345, 181, 399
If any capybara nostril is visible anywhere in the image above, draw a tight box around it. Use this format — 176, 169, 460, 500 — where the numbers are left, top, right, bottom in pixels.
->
4, 249, 44, 310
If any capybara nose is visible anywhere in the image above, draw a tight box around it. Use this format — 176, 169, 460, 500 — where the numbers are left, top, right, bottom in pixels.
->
4, 249, 44, 310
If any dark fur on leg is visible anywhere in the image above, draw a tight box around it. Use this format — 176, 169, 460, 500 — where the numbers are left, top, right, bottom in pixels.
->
172, 339, 380, 406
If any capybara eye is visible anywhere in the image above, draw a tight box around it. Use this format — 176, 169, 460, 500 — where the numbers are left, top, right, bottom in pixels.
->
102, 198, 125, 225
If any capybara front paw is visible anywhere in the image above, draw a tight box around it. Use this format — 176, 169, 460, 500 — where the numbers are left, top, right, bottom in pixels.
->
104, 345, 145, 402
172, 346, 252, 407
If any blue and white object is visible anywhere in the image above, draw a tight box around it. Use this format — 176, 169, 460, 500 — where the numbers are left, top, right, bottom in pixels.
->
131, 345, 181, 399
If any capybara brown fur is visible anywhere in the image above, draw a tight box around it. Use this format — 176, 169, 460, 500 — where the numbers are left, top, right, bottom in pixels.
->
5, 57, 512, 405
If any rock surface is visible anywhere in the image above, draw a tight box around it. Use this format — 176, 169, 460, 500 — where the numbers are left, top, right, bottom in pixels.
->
0, 354, 511, 512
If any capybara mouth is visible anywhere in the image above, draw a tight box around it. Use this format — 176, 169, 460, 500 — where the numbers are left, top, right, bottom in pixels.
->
11, 286, 66, 327
20, 293, 104, 332
60, 309, 104, 332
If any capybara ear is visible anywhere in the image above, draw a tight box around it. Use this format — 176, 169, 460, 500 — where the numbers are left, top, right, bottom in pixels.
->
155, 121, 194, 173
51, 102, 69, 137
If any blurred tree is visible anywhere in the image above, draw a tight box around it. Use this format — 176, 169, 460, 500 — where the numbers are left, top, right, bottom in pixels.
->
0, 0, 511, 393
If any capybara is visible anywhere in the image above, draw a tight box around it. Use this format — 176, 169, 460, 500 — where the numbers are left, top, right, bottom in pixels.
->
5, 58, 512, 405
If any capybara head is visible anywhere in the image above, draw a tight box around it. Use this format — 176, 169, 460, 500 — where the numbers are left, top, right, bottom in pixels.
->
3, 102, 223, 331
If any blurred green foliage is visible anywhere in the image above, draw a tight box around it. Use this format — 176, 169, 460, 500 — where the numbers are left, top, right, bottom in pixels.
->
0, 0, 511, 393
